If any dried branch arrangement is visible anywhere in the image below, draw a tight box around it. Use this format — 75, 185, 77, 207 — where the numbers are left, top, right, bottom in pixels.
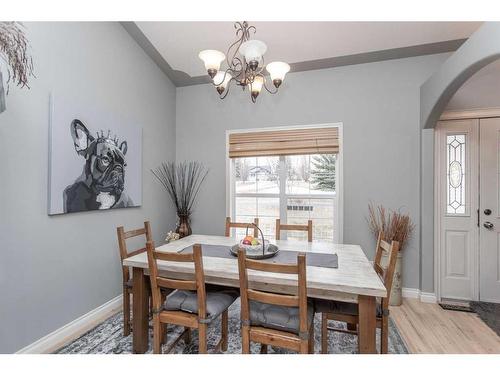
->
367, 203, 415, 251
0, 22, 35, 93
151, 161, 209, 217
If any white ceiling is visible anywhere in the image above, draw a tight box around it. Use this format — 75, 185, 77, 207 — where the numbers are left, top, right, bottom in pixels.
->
136, 21, 482, 77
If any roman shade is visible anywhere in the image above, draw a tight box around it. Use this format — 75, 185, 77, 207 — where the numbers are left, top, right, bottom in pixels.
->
228, 127, 339, 158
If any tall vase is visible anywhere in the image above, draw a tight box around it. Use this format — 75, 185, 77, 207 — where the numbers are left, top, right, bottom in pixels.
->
381, 250, 403, 306
176, 214, 192, 238
0, 70, 6, 114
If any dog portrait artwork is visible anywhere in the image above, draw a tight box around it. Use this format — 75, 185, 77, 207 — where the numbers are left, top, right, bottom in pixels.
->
48, 104, 142, 215
63, 119, 134, 212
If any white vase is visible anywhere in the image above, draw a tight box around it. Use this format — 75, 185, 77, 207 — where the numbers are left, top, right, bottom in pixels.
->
381, 251, 403, 306
0, 70, 5, 113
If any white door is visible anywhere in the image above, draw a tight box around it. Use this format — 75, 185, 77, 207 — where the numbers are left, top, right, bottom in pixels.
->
436, 119, 479, 301
479, 118, 500, 303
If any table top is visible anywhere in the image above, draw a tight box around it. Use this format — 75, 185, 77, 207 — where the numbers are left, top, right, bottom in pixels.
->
123, 234, 387, 301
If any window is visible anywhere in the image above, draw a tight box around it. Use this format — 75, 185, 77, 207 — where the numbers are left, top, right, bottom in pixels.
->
446, 134, 466, 215
231, 153, 339, 243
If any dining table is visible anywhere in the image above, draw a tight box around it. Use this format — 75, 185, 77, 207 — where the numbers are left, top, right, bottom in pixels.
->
122, 234, 387, 354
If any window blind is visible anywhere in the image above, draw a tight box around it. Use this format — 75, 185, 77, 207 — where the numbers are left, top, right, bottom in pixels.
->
228, 127, 339, 158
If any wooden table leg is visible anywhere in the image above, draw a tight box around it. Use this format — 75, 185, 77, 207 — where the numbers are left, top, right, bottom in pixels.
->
358, 295, 377, 354
132, 267, 149, 353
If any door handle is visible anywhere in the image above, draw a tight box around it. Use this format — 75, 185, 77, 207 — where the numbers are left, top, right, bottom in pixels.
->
483, 221, 494, 229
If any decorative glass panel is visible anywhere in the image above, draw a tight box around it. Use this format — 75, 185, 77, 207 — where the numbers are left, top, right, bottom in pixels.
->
446, 134, 466, 214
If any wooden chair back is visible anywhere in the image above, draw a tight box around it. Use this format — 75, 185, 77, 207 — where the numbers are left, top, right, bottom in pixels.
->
225, 217, 259, 238
275, 219, 313, 242
146, 241, 207, 320
237, 249, 309, 336
117, 221, 153, 284
372, 231, 400, 309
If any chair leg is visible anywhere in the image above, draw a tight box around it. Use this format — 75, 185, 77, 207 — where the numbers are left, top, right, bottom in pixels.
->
308, 324, 314, 354
260, 344, 268, 354
153, 316, 162, 354
185, 328, 192, 344
321, 313, 328, 354
242, 326, 250, 354
123, 289, 131, 337
221, 310, 228, 352
299, 339, 309, 354
198, 323, 207, 354
381, 316, 389, 354
160, 323, 167, 345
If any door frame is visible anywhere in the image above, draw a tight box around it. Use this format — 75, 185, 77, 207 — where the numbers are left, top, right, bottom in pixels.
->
434, 107, 500, 302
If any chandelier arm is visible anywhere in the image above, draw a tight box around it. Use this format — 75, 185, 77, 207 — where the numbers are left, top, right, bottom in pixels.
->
211, 68, 238, 87
219, 77, 234, 100
259, 73, 279, 94
226, 21, 251, 70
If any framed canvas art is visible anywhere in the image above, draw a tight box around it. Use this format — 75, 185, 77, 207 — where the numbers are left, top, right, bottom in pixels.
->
48, 95, 142, 215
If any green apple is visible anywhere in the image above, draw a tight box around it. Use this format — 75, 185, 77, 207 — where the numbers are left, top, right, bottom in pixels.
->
251, 239, 259, 246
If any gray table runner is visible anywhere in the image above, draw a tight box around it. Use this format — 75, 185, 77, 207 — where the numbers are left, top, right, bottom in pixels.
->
180, 244, 338, 268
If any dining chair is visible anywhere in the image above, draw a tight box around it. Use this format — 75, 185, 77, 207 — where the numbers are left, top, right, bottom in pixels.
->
146, 241, 238, 354
275, 219, 313, 242
225, 216, 259, 237
316, 231, 400, 354
117, 221, 153, 336
237, 248, 315, 354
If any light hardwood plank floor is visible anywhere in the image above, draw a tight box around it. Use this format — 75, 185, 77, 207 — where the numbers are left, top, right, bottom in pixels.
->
390, 298, 500, 354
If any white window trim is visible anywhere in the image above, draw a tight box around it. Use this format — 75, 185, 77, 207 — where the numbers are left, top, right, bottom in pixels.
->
225, 122, 344, 243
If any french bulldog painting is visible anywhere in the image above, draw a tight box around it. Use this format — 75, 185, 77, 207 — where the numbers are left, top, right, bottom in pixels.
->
63, 119, 134, 213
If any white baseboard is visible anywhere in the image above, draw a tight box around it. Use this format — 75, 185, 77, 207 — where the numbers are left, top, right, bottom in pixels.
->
401, 288, 420, 299
17, 295, 122, 354
419, 292, 438, 304
402, 288, 437, 304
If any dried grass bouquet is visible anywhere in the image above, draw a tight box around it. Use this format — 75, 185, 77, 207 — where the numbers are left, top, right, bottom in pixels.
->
367, 203, 415, 251
0, 22, 35, 92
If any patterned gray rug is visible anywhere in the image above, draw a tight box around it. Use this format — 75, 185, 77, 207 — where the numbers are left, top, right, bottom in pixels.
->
55, 300, 408, 354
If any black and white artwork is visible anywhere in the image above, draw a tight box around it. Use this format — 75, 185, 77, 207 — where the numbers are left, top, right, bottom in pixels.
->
48, 97, 142, 215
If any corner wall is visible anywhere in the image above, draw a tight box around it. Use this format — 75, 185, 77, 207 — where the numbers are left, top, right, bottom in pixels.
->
0, 22, 177, 353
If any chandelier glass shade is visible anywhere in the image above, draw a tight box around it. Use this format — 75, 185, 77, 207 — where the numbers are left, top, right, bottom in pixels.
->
198, 21, 290, 103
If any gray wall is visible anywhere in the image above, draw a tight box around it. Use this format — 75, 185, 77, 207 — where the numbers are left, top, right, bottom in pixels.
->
176, 53, 450, 291
0, 23, 177, 353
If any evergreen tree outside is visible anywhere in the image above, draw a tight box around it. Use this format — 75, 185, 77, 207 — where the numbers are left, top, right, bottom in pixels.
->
310, 154, 336, 191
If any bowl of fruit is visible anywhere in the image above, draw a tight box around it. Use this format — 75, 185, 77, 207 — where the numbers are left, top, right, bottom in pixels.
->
230, 224, 279, 259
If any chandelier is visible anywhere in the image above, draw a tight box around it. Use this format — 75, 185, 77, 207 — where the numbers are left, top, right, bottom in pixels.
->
198, 21, 290, 103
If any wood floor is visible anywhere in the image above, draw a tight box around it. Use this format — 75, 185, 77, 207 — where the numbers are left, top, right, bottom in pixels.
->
390, 298, 500, 353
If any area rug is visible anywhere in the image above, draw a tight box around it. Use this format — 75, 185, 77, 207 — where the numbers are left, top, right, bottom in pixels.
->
55, 300, 408, 354
470, 301, 500, 337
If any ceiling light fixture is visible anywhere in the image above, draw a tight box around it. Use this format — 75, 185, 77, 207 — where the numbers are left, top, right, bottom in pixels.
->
198, 21, 290, 103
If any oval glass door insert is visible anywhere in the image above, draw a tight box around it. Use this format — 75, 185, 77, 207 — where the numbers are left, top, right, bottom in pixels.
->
449, 160, 463, 188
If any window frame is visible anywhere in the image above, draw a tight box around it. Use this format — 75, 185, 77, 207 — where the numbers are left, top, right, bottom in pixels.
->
226, 123, 343, 243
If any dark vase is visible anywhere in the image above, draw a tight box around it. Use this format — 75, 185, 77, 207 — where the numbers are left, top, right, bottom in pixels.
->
176, 214, 192, 238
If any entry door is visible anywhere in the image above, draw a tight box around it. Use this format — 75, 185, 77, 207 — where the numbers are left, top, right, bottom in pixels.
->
437, 119, 479, 301
479, 118, 500, 303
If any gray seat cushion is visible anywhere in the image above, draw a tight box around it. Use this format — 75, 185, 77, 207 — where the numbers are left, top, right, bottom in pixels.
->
314, 299, 383, 318
249, 300, 314, 334
164, 289, 238, 322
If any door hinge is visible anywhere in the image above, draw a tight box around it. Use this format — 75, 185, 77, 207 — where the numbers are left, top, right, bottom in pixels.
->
477, 209, 480, 227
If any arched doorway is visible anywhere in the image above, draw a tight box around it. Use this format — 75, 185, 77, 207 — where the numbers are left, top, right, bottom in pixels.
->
421, 22, 500, 303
